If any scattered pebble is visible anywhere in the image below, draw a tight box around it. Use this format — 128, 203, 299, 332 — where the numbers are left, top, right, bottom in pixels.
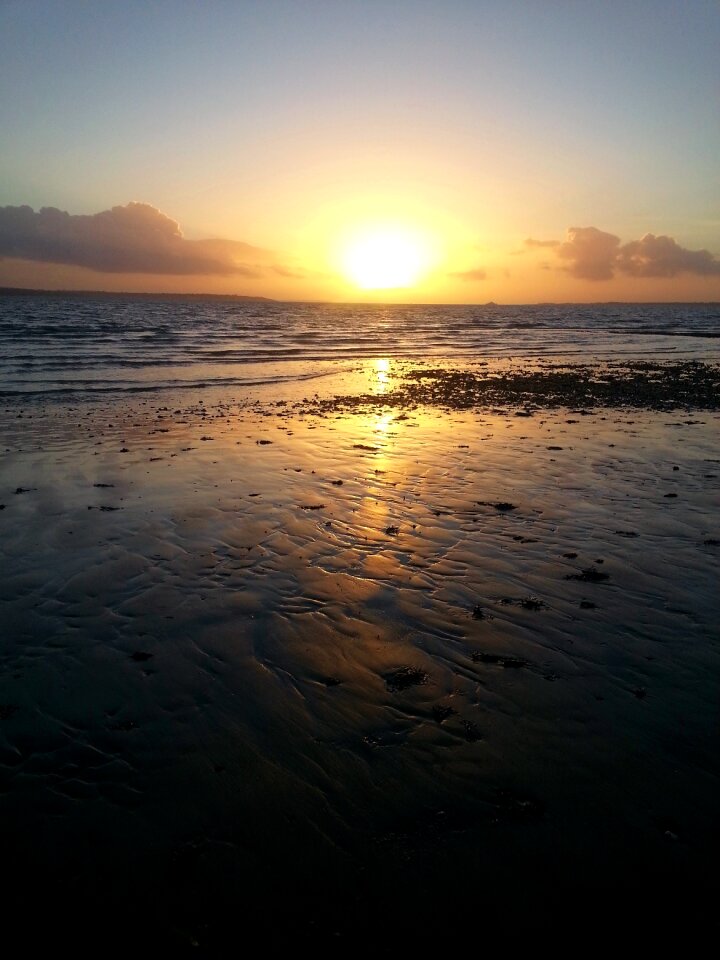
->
566, 567, 609, 582
493, 790, 544, 821
460, 718, 482, 742
472, 652, 528, 669
520, 596, 545, 610
108, 719, 138, 731
432, 704, 455, 723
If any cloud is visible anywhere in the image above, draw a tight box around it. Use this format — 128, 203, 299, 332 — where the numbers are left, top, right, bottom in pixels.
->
615, 233, 720, 277
449, 267, 487, 281
527, 226, 720, 281
0, 202, 281, 277
524, 238, 560, 249
556, 226, 621, 281
271, 264, 306, 279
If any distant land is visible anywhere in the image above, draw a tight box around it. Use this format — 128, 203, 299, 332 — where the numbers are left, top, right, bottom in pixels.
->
0, 288, 716, 307
0, 286, 274, 302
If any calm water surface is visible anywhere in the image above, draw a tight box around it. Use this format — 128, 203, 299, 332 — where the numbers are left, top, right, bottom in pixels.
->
1, 296, 718, 396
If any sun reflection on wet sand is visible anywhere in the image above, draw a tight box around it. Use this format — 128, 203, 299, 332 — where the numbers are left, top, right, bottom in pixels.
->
373, 357, 391, 394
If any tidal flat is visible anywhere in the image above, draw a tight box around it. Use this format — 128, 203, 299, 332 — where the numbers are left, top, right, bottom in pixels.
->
1, 359, 718, 948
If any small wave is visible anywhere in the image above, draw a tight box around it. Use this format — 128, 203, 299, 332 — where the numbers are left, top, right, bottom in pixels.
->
0, 365, 358, 398
620, 328, 720, 339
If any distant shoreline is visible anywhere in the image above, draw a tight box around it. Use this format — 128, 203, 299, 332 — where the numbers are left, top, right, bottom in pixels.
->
0, 286, 274, 302
1, 286, 718, 307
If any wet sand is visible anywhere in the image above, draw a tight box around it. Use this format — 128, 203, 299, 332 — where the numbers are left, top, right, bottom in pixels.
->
1, 359, 718, 948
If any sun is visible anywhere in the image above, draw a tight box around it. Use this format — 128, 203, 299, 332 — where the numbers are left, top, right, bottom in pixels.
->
341, 226, 431, 290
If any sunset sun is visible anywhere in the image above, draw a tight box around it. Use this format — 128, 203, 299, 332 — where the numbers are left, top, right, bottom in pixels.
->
341, 227, 432, 290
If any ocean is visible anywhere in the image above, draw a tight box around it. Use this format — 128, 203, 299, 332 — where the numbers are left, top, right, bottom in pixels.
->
1, 294, 719, 398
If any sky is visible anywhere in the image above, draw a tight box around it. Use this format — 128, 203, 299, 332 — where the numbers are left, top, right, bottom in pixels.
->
1, 0, 719, 303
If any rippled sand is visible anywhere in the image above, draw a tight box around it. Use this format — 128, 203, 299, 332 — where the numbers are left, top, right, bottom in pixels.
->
1, 359, 718, 947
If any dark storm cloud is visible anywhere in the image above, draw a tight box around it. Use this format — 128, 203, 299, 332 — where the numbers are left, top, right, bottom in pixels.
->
0, 202, 279, 277
526, 226, 720, 281
448, 267, 487, 281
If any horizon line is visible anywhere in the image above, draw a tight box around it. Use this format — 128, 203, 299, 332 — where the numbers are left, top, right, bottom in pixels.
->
1, 286, 718, 308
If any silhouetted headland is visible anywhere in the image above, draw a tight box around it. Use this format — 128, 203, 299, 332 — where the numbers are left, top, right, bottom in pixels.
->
0, 285, 274, 302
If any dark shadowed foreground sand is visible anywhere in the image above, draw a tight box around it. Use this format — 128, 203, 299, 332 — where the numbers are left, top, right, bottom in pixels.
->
1, 359, 718, 949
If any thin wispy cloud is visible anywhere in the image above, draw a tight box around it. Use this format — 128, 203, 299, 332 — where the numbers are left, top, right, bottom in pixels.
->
0, 202, 292, 277
448, 267, 487, 281
271, 265, 306, 279
524, 238, 560, 249
525, 226, 720, 281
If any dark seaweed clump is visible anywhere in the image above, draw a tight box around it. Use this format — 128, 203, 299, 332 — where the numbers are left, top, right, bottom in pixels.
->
302, 361, 720, 414
385, 667, 430, 691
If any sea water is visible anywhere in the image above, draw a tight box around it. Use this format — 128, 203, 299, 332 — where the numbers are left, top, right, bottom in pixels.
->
0, 295, 718, 398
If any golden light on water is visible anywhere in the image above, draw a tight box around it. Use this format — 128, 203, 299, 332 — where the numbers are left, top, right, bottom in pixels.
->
373, 411, 394, 435
340, 226, 433, 290
374, 357, 390, 394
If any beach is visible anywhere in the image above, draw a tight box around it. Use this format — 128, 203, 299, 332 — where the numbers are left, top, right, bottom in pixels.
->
1, 354, 718, 946
4, 0, 720, 946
